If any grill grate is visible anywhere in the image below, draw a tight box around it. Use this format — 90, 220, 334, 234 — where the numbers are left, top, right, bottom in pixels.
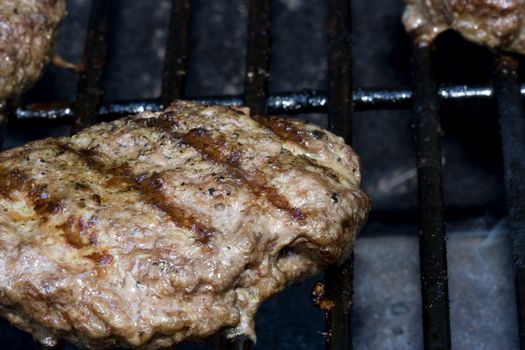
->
3, 0, 525, 349
324, 0, 354, 349
411, 44, 451, 350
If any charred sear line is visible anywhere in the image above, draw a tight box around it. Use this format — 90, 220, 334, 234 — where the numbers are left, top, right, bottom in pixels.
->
0, 167, 65, 221
181, 128, 306, 222
85, 250, 113, 267
57, 215, 98, 248
182, 128, 242, 166
254, 115, 309, 145
59, 143, 216, 244
138, 173, 215, 244
297, 154, 341, 183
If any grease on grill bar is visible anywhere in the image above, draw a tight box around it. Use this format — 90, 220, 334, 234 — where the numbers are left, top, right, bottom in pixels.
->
493, 53, 525, 349
324, 0, 354, 349
71, 0, 112, 134
160, 0, 191, 107
411, 43, 451, 350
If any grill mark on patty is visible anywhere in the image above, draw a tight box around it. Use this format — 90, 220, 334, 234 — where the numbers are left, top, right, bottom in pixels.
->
57, 215, 97, 248
0, 167, 65, 221
137, 113, 306, 221
182, 128, 306, 221
85, 250, 114, 267
254, 116, 345, 184
58, 143, 216, 244
253, 115, 309, 145
297, 154, 341, 183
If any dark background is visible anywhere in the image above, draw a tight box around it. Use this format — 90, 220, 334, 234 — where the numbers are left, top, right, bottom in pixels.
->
0, 0, 520, 349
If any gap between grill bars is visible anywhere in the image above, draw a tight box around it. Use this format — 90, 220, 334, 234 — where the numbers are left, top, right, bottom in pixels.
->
493, 53, 525, 350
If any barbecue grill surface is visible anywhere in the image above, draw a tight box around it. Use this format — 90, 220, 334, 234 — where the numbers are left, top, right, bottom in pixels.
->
1, 0, 520, 349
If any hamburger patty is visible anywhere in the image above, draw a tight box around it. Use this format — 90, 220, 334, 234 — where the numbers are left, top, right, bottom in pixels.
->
403, 0, 525, 54
0, 0, 66, 100
0, 101, 370, 349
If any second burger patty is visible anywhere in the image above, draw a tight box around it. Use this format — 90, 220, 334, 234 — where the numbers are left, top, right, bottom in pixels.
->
0, 0, 66, 100
403, 0, 525, 54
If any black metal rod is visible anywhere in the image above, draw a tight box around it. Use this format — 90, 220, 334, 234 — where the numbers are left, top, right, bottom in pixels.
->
324, 0, 353, 349
221, 1, 271, 349
13, 84, 506, 122
412, 43, 451, 350
324, 255, 354, 350
0, 111, 7, 149
70, 0, 112, 134
244, 0, 271, 115
0, 99, 14, 149
160, 0, 191, 107
493, 53, 525, 349
326, 0, 352, 142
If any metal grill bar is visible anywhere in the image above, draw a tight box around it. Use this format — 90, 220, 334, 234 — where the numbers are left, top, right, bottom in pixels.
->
219, 1, 272, 349
326, 0, 352, 142
493, 53, 525, 349
14, 84, 506, 121
160, 0, 191, 107
324, 0, 353, 349
412, 43, 451, 350
0, 100, 13, 148
244, 0, 271, 115
70, 0, 112, 134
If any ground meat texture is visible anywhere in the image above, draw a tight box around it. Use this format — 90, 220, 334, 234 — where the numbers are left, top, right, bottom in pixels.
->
0, 0, 66, 100
403, 0, 525, 54
0, 101, 370, 349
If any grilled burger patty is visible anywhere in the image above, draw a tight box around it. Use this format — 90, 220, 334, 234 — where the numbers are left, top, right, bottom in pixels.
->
0, 0, 66, 100
0, 101, 370, 349
403, 0, 525, 54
